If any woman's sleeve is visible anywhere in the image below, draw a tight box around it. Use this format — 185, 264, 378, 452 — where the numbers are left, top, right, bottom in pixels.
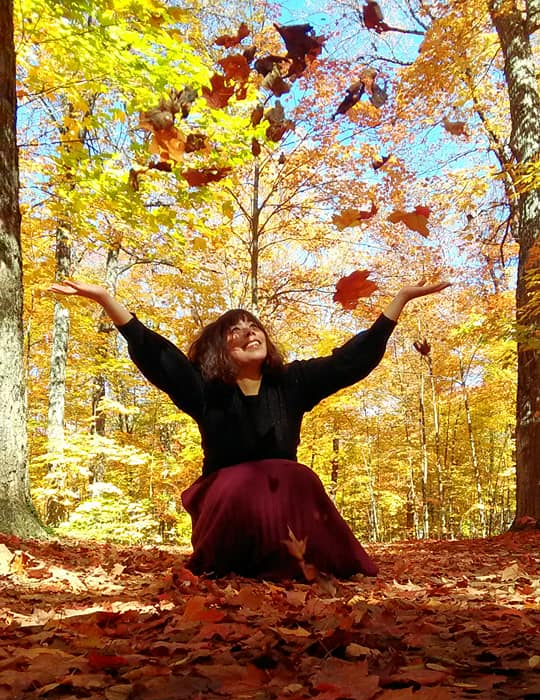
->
116, 315, 205, 420
293, 313, 397, 411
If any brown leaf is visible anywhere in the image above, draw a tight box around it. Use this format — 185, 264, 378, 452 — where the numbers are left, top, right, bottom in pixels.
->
333, 270, 378, 309
251, 104, 264, 126
274, 23, 325, 64
215, 22, 250, 48
442, 117, 468, 136
184, 133, 208, 154
363, 1, 391, 33
181, 167, 232, 187
251, 138, 261, 157
254, 54, 288, 77
262, 67, 291, 97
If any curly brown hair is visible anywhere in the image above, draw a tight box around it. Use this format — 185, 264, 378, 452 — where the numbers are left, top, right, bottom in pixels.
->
188, 309, 285, 383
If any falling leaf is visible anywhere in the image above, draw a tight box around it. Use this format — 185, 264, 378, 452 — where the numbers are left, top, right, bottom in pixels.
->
181, 167, 232, 187
139, 108, 174, 132
333, 80, 365, 120
363, 1, 391, 32
242, 45, 257, 63
254, 54, 288, 77
332, 202, 378, 230
388, 206, 431, 237
251, 104, 264, 126
201, 74, 235, 109
184, 133, 208, 154
218, 55, 251, 83
262, 66, 291, 96
251, 138, 261, 157
413, 339, 431, 356
282, 526, 307, 561
370, 81, 388, 107
333, 270, 378, 309
372, 154, 391, 170
215, 23, 250, 48
265, 100, 294, 142
442, 117, 468, 136
149, 126, 185, 162
274, 23, 325, 62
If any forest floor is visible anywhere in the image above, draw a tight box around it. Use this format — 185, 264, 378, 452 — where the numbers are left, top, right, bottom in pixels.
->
0, 531, 539, 700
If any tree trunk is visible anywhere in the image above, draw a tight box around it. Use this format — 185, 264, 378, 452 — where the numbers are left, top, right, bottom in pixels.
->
0, 0, 44, 536
489, 0, 540, 523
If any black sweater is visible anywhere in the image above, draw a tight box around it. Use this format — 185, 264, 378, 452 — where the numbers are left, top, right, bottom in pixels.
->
117, 314, 396, 475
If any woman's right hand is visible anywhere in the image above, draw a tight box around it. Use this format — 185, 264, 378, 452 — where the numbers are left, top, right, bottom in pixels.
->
48, 280, 107, 302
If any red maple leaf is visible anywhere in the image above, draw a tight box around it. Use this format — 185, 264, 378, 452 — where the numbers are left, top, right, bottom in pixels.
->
333, 270, 378, 309
215, 22, 250, 48
201, 74, 235, 109
218, 55, 251, 83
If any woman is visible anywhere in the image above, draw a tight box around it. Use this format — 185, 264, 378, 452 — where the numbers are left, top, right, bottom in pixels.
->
49, 278, 450, 579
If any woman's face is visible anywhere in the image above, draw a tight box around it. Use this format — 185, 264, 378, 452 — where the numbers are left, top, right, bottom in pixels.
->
226, 319, 268, 370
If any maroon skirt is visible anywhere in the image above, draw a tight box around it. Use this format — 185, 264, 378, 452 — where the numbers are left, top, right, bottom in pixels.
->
181, 459, 378, 580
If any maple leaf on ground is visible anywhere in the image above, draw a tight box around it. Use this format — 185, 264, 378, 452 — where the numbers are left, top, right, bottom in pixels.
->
215, 22, 250, 48
333, 270, 378, 309
201, 74, 235, 109
332, 202, 378, 230
182, 167, 232, 187
388, 206, 431, 237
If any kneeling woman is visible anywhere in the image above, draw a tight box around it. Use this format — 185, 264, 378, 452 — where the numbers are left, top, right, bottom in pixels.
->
50, 278, 449, 579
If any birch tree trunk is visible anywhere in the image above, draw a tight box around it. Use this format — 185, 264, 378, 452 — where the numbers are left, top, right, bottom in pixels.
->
489, 0, 540, 523
0, 0, 43, 536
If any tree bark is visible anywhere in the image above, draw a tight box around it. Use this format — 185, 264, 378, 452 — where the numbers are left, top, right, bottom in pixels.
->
0, 0, 44, 536
489, 0, 540, 523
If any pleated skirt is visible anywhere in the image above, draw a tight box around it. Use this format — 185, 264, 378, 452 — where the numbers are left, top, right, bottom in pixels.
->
181, 459, 378, 580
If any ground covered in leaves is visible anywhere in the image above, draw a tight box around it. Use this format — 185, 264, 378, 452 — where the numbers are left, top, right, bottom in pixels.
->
1, 531, 539, 700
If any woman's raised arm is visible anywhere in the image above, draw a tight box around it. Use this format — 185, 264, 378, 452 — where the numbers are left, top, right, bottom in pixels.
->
48, 280, 133, 326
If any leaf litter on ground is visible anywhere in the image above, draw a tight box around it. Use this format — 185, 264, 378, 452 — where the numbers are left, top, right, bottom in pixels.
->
0, 531, 539, 699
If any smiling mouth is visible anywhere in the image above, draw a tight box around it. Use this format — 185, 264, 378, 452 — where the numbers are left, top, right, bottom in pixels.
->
244, 340, 260, 349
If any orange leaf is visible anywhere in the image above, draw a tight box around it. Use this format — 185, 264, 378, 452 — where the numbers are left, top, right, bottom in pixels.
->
332, 202, 377, 230
201, 74, 235, 109
215, 22, 250, 48
388, 207, 430, 237
333, 270, 378, 309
